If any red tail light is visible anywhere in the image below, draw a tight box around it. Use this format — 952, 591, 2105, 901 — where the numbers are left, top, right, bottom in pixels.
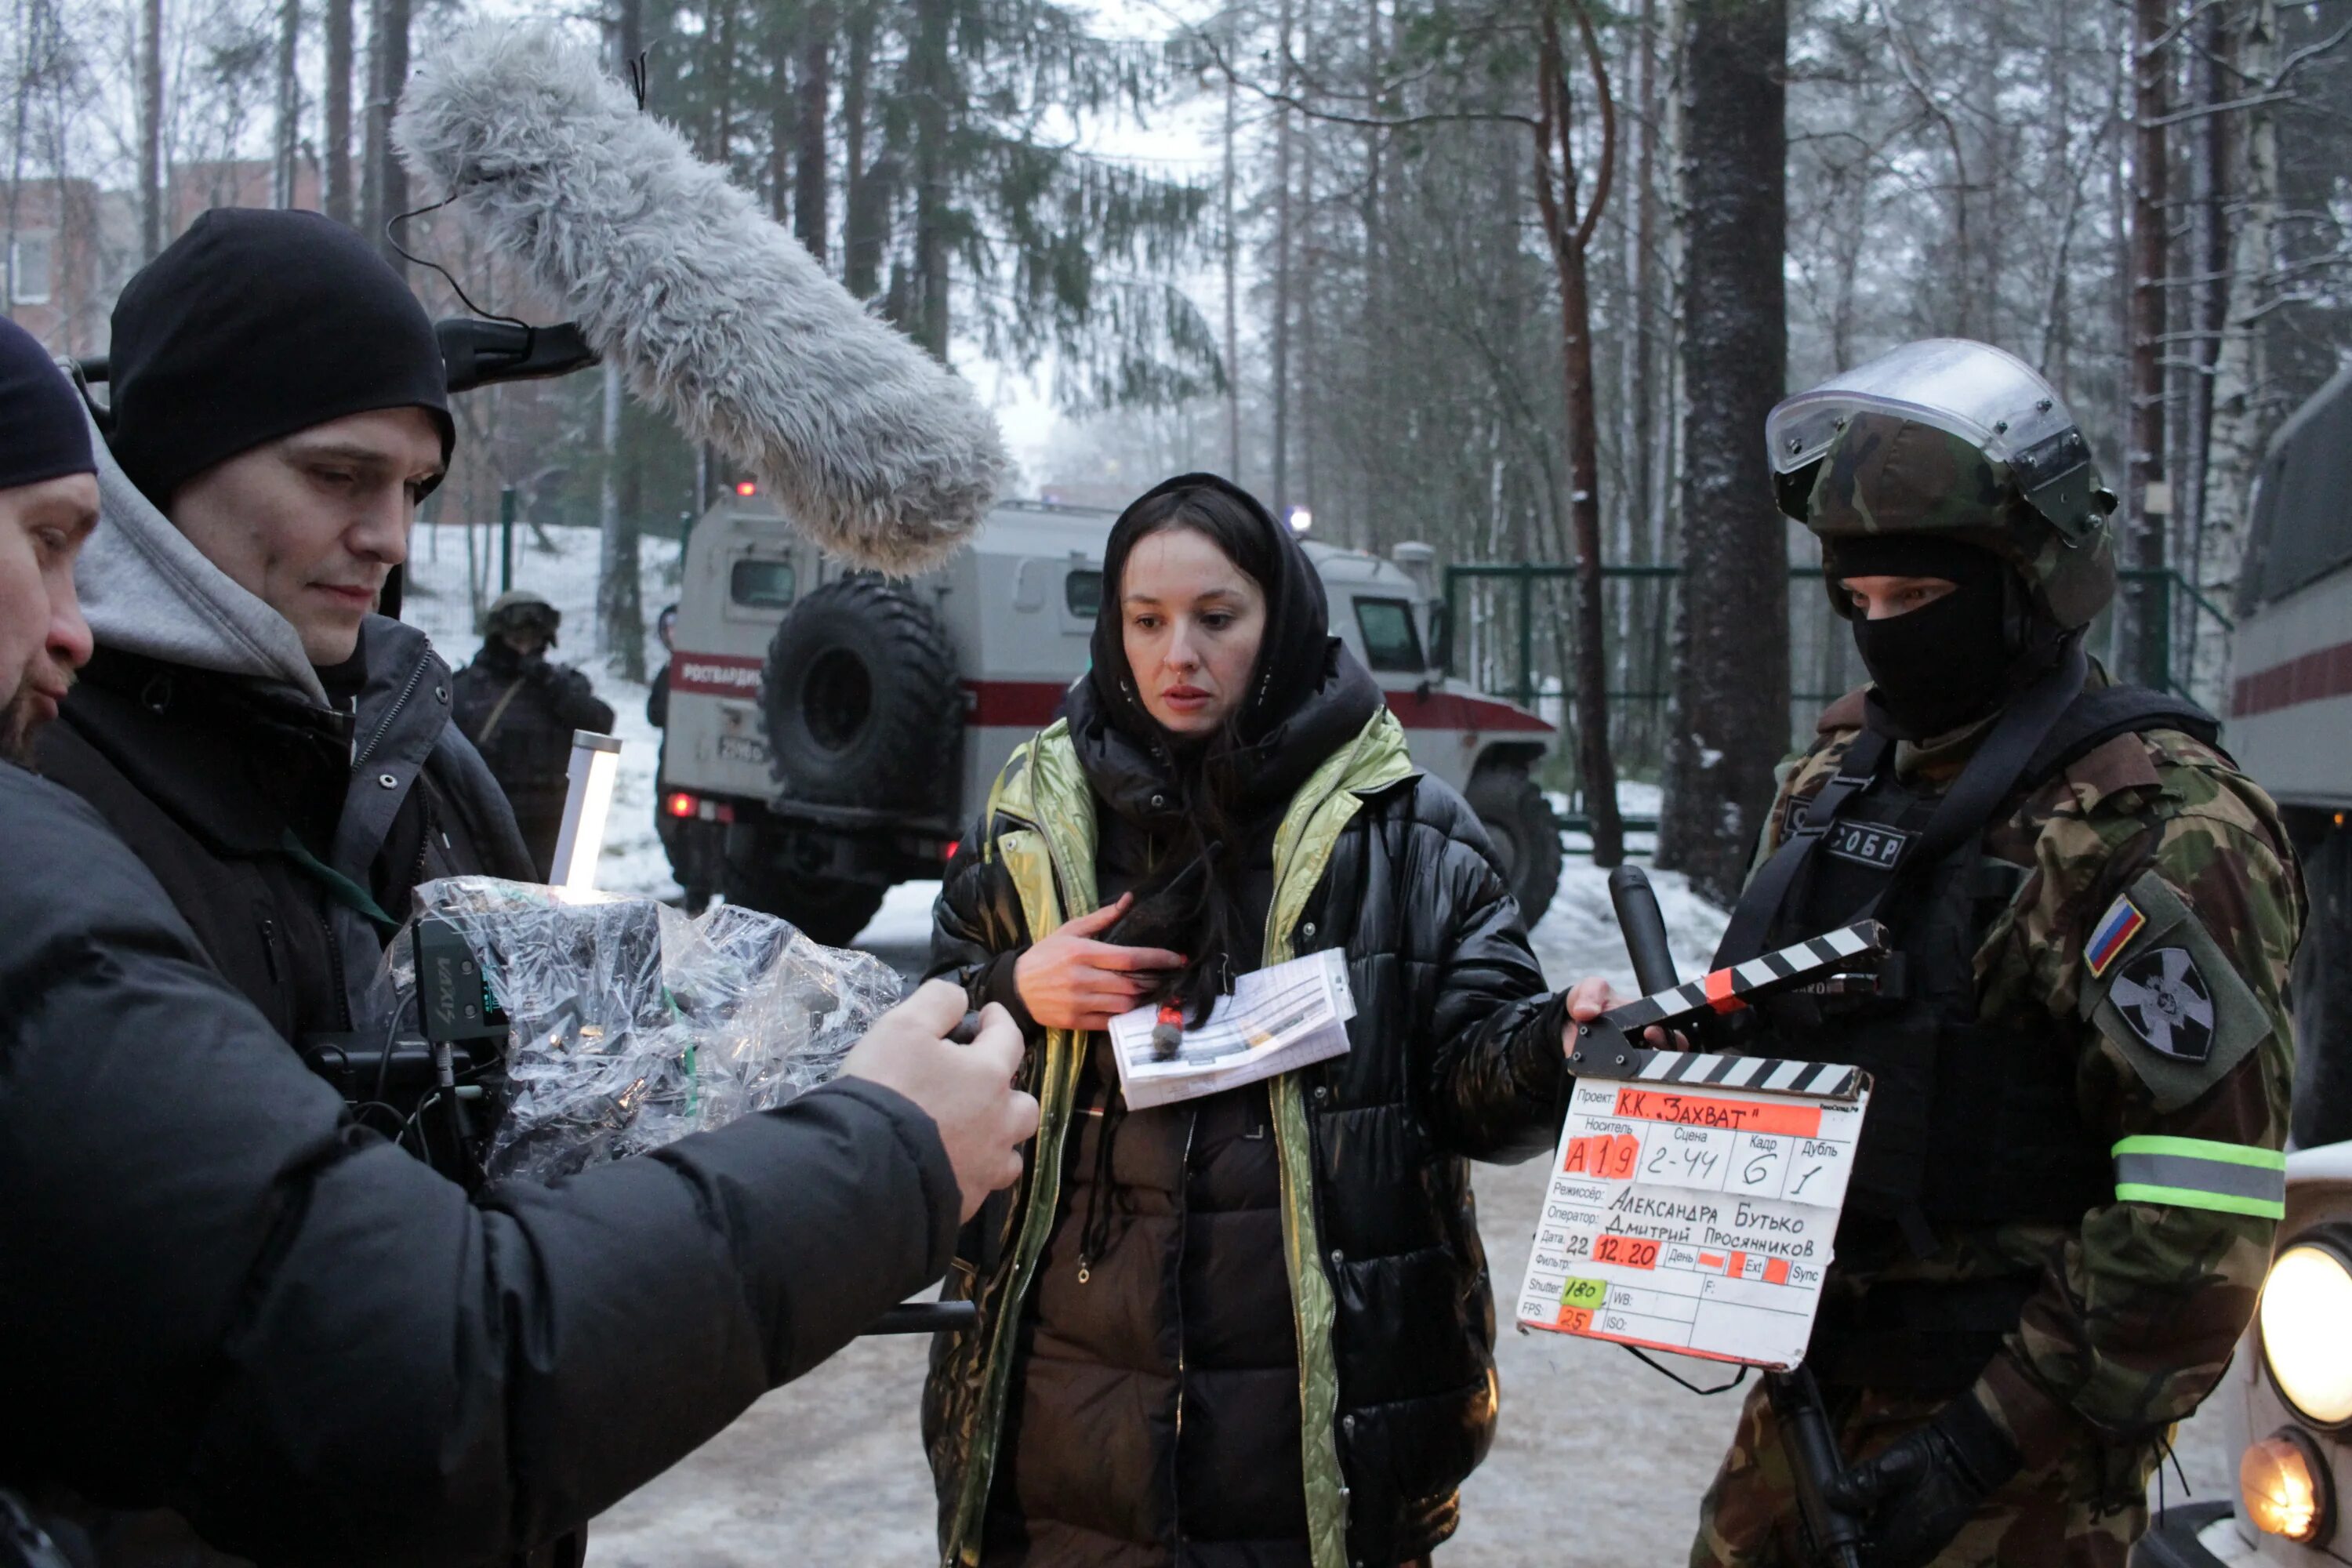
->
944, 839, 960, 862
665, 791, 698, 818
733, 479, 757, 497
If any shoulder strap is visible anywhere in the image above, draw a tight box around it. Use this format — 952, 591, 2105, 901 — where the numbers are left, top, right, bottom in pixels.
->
1890, 641, 2090, 878
1712, 728, 1891, 966
1713, 641, 2093, 965
2019, 684, 2220, 784
474, 677, 530, 746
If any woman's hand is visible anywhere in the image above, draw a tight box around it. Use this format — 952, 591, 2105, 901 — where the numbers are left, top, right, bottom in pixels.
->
1013, 893, 1188, 1033
1560, 976, 1623, 1057
1558, 975, 1679, 1055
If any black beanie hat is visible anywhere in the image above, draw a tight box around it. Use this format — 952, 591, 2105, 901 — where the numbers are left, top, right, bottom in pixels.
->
107, 208, 453, 506
0, 314, 95, 490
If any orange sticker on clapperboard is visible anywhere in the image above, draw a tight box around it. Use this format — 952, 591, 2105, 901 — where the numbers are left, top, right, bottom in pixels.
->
1560, 1132, 1642, 1180
1612, 1086, 1821, 1138
1590, 1234, 1662, 1271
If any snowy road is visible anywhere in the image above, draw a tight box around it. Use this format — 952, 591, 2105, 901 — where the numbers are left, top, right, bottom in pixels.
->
403, 524, 2235, 1566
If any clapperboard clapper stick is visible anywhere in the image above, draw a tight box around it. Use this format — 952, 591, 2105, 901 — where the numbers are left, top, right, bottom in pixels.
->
1593, 866, 1872, 1568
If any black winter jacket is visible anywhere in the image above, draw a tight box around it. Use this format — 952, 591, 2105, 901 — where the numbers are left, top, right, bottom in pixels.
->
452, 640, 616, 815
922, 709, 1570, 1568
37, 621, 535, 1054
0, 760, 961, 1568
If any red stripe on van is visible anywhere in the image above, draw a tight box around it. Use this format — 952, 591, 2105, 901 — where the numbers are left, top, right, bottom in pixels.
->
2232, 638, 2352, 718
965, 680, 1073, 727
670, 652, 765, 698
679, 657, 1553, 737
1385, 687, 1555, 735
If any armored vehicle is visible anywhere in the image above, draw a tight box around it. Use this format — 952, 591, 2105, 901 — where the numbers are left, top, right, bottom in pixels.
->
2132, 368, 2352, 1566
655, 492, 1562, 944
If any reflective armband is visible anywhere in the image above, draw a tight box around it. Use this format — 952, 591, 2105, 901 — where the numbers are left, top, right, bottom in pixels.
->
2112, 1134, 2286, 1220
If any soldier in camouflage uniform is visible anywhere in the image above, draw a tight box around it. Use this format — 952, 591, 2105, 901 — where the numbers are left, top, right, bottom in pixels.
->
1569, 340, 2302, 1567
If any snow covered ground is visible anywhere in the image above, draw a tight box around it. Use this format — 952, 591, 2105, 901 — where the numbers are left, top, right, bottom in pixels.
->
404, 522, 2234, 1566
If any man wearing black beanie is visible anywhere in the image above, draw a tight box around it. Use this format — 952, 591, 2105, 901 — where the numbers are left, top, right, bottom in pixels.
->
0, 248, 1040, 1568
37, 208, 537, 1093
0, 314, 98, 761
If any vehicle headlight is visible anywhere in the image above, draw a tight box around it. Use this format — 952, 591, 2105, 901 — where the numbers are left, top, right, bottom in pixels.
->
2242, 1428, 2334, 1544
2260, 1233, 2352, 1428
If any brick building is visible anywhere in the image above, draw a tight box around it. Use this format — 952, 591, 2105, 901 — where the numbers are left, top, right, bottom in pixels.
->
4, 159, 322, 360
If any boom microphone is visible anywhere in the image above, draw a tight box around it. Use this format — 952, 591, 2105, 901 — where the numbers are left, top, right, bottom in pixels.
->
395, 22, 1006, 575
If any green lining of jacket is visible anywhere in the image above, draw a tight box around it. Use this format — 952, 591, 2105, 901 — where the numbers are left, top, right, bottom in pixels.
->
946, 710, 1414, 1568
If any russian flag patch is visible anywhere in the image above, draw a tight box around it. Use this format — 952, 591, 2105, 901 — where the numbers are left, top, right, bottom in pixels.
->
2085, 895, 2147, 979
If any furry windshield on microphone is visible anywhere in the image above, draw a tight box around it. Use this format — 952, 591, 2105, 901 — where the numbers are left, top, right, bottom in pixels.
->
395, 22, 1005, 575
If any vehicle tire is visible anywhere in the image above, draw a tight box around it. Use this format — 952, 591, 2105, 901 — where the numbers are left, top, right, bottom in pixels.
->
761, 575, 963, 814
1466, 764, 1562, 927
724, 862, 889, 948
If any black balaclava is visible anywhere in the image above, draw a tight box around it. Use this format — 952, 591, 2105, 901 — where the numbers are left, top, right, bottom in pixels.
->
0, 314, 95, 490
107, 208, 454, 508
1826, 534, 2045, 740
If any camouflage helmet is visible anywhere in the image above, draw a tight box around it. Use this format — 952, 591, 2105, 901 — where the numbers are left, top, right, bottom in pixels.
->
485, 589, 561, 642
1766, 339, 2118, 630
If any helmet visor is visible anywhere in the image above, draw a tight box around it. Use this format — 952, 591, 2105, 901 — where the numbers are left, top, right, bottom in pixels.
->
1766, 338, 2078, 477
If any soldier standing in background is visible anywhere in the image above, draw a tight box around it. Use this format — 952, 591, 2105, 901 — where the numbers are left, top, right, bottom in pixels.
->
1565, 340, 2303, 1567
452, 589, 616, 878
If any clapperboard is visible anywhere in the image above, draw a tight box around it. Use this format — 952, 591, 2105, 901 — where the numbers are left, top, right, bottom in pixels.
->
1518, 924, 1885, 1370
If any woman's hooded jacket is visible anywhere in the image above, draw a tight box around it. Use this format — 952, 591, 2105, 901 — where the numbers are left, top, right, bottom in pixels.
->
923, 474, 1570, 1568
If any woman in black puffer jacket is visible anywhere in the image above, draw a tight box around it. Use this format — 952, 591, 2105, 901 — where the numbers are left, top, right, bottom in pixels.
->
922, 474, 1572, 1568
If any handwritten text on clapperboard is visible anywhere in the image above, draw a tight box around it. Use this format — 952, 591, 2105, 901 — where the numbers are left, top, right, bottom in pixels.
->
1515, 1071, 1869, 1370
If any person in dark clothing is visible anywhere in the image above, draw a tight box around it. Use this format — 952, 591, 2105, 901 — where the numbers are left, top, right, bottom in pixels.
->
452, 590, 619, 877
644, 601, 712, 909
0, 310, 1044, 1568
36, 209, 537, 1068
924, 474, 1574, 1568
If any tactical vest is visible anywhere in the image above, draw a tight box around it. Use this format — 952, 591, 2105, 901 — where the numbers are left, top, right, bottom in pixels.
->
1714, 652, 2220, 1392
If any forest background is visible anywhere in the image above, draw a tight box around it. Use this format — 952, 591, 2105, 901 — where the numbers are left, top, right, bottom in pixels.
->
8, 0, 2349, 900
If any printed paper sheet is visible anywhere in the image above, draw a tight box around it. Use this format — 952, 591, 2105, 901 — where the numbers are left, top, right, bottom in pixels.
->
1107, 949, 1355, 1110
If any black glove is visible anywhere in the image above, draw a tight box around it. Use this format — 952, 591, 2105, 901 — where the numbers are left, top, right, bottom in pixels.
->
1824, 1393, 2021, 1568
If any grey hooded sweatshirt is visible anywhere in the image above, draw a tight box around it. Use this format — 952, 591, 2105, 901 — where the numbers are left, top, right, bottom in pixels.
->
35, 409, 535, 1054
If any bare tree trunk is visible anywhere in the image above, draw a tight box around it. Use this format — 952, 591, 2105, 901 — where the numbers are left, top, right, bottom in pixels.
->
137, 0, 162, 259
1222, 67, 1240, 477
272, 0, 299, 206
598, 0, 647, 680
1269, 0, 1294, 518
840, 1, 888, 299
909, 0, 952, 358
323, 0, 352, 223
796, 3, 830, 263
371, 0, 409, 267
2207, 0, 2278, 612
1535, 3, 1624, 867
1657, 0, 1789, 906
2125, 0, 2170, 687
2182, 1, 2234, 684
766, 7, 792, 223
1628, 0, 1661, 563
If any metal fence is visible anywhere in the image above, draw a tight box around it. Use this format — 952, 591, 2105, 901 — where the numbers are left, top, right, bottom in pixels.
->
1441, 562, 2235, 789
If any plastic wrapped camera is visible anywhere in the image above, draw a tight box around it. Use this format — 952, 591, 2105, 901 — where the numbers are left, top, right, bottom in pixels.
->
387, 877, 902, 1181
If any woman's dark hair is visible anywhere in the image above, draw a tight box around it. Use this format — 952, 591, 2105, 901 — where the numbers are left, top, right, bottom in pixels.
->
1091, 482, 1293, 1025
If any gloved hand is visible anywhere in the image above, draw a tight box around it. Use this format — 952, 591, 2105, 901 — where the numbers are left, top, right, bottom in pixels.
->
1824, 1393, 2021, 1568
